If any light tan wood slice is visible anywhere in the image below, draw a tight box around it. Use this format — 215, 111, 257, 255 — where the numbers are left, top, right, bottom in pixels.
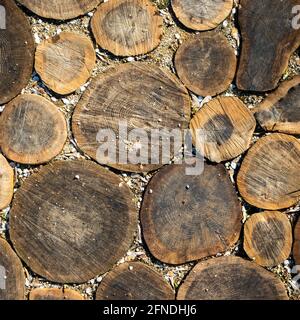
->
0, 154, 14, 210
29, 288, 84, 300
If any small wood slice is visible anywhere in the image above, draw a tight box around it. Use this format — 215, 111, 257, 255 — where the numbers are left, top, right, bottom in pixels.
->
96, 262, 174, 300
236, 0, 300, 92
0, 94, 67, 165
140, 162, 242, 265
0, 238, 25, 300
29, 288, 84, 300
9, 160, 137, 283
190, 96, 256, 163
171, 0, 233, 31
237, 133, 300, 210
91, 0, 163, 56
175, 32, 237, 97
0, 154, 14, 210
244, 211, 292, 267
293, 218, 300, 266
0, 0, 34, 105
72, 63, 190, 173
254, 76, 300, 135
35, 32, 96, 95
177, 256, 288, 300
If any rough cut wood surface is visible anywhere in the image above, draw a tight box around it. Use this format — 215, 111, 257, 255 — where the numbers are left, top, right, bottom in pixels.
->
237, 133, 300, 210
0, 94, 67, 165
0, 0, 34, 104
243, 211, 292, 267
175, 32, 236, 97
177, 256, 288, 300
91, 0, 163, 56
190, 96, 256, 163
9, 160, 137, 283
140, 162, 242, 265
29, 288, 84, 300
0, 154, 14, 210
236, 0, 300, 92
96, 262, 174, 300
294, 218, 300, 267
35, 32, 96, 95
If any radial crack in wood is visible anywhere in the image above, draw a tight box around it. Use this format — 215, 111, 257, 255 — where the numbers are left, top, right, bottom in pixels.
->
0, 154, 14, 210
29, 288, 84, 300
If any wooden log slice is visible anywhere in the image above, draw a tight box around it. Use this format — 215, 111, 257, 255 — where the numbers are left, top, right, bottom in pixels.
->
140, 162, 242, 265
96, 262, 174, 300
237, 133, 300, 210
243, 211, 292, 267
236, 0, 300, 92
175, 32, 237, 97
29, 288, 84, 300
177, 256, 288, 300
9, 160, 137, 283
0, 0, 34, 105
91, 0, 163, 56
0, 154, 14, 210
294, 218, 300, 266
0, 238, 25, 300
35, 32, 96, 95
171, 0, 233, 31
72, 63, 191, 173
0, 94, 68, 165
190, 96, 256, 163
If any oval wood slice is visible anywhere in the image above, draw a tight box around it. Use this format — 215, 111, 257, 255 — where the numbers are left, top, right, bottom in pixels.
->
236, 0, 300, 92
254, 76, 300, 135
91, 0, 163, 56
29, 288, 84, 300
72, 63, 190, 173
0, 0, 34, 104
0, 238, 25, 300
244, 211, 292, 267
294, 218, 300, 267
0, 154, 14, 210
171, 0, 233, 31
177, 256, 288, 300
190, 96, 256, 163
140, 162, 242, 265
175, 32, 237, 97
96, 262, 174, 300
35, 32, 96, 95
0, 94, 67, 165
9, 160, 137, 283
237, 133, 300, 210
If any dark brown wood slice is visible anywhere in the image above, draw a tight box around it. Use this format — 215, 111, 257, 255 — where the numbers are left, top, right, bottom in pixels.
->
237, 133, 300, 210
236, 0, 300, 92
0, 0, 34, 104
294, 217, 300, 267
177, 256, 288, 300
96, 262, 174, 300
0, 154, 14, 210
29, 288, 84, 300
9, 160, 137, 283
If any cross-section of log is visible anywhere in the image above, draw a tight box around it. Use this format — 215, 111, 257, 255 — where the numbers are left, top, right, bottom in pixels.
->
72, 63, 190, 173
175, 32, 236, 97
96, 262, 174, 300
140, 162, 241, 265
254, 77, 300, 135
0, 154, 14, 210
29, 288, 84, 300
243, 211, 292, 267
91, 0, 163, 56
35, 32, 96, 95
294, 218, 300, 267
0, 94, 67, 165
171, 0, 233, 31
9, 160, 137, 283
177, 256, 288, 300
236, 0, 300, 92
0, 238, 25, 300
190, 97, 256, 163
0, 0, 34, 105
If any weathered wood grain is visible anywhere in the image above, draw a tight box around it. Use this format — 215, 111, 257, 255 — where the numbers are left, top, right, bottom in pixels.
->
29, 288, 84, 300
294, 218, 300, 267
0, 154, 14, 210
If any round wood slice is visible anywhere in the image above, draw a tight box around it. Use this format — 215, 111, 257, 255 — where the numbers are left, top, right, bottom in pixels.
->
177, 256, 288, 300
140, 162, 242, 265
175, 32, 237, 97
171, 0, 233, 31
96, 262, 174, 300
0, 94, 67, 165
237, 133, 300, 210
72, 63, 191, 173
0, 154, 14, 210
0, 238, 25, 300
91, 0, 163, 56
190, 96, 256, 163
35, 32, 96, 95
244, 211, 292, 267
293, 218, 300, 267
0, 0, 34, 105
29, 288, 84, 300
9, 160, 137, 283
